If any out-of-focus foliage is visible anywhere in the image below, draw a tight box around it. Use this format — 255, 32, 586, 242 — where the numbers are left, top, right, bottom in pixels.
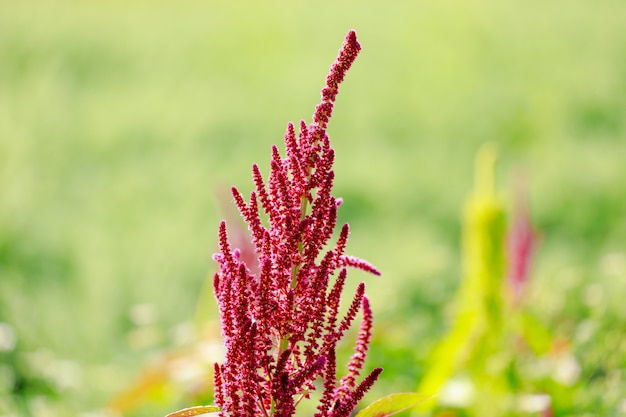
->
414, 146, 556, 416
1, 0, 625, 416
417, 145, 508, 413
165, 405, 220, 417
356, 393, 430, 417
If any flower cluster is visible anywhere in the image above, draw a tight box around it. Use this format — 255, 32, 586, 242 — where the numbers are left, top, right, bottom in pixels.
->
212, 30, 382, 417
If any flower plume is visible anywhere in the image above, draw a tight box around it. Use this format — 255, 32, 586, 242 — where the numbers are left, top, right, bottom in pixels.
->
212, 30, 381, 417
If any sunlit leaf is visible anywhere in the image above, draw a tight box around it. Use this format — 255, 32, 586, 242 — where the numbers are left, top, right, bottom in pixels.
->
355, 393, 430, 417
520, 311, 553, 354
165, 405, 220, 417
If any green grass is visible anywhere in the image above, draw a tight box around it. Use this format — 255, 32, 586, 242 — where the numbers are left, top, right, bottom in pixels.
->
1, 0, 625, 415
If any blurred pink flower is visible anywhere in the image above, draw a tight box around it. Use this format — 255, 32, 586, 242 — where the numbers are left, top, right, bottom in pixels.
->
507, 184, 536, 304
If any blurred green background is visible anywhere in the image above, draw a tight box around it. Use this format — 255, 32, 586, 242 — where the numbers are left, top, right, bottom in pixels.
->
1, 0, 625, 416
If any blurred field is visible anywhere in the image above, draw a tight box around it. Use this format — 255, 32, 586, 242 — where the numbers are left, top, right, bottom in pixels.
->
1, 0, 625, 416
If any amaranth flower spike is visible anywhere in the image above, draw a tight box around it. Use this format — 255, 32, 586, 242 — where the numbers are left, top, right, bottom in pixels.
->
212, 30, 382, 417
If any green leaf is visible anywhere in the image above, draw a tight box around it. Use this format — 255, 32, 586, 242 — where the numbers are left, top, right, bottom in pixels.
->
355, 393, 431, 417
165, 405, 221, 417
520, 311, 553, 354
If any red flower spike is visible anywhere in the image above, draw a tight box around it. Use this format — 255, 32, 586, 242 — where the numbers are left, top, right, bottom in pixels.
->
507, 200, 536, 304
315, 347, 338, 417
214, 363, 224, 406
335, 282, 366, 340
339, 296, 373, 394
231, 187, 248, 219
331, 368, 383, 417
212, 30, 379, 416
333, 224, 350, 264
324, 269, 348, 338
252, 164, 272, 215
339, 255, 382, 276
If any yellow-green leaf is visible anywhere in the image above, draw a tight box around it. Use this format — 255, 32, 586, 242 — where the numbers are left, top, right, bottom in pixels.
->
165, 405, 220, 417
355, 393, 430, 417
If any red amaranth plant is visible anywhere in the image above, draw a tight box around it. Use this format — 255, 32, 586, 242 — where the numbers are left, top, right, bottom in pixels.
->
211, 30, 382, 417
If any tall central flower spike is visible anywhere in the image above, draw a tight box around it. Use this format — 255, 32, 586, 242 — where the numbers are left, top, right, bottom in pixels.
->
212, 30, 382, 417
